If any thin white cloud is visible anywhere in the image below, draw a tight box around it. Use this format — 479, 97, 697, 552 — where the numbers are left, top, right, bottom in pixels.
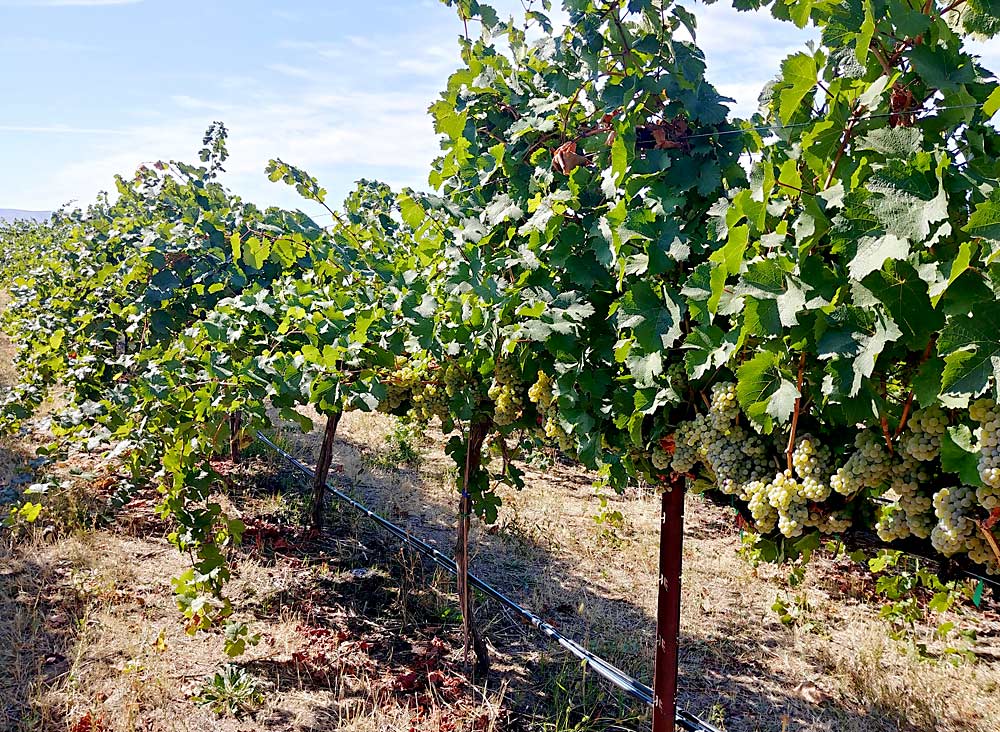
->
0, 124, 130, 134
267, 63, 321, 81
0, 0, 142, 5
170, 95, 234, 112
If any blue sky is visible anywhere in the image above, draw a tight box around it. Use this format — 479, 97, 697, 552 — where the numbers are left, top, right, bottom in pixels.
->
0, 0, 996, 219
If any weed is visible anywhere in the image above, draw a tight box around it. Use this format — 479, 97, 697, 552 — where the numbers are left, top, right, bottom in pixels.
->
191, 665, 264, 717
707, 703, 727, 730
592, 493, 629, 547
772, 591, 812, 628
537, 660, 645, 732
366, 420, 423, 470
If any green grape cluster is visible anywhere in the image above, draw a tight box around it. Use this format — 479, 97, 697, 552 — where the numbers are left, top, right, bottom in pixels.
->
900, 406, 947, 462
926, 484, 996, 572
971, 398, 1000, 509
708, 382, 739, 433
791, 436, 832, 501
378, 357, 451, 423
830, 431, 891, 496
671, 414, 712, 474
527, 370, 574, 452
442, 361, 470, 397
745, 480, 779, 533
931, 485, 979, 557
761, 453, 835, 539
811, 509, 853, 534
379, 357, 418, 412
411, 379, 449, 423
488, 358, 523, 427
665, 361, 687, 394
669, 382, 770, 495
876, 455, 936, 542
527, 370, 553, 409
651, 443, 672, 471
876, 505, 912, 542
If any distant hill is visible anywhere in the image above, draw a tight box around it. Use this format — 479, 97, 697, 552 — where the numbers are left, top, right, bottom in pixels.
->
0, 209, 50, 223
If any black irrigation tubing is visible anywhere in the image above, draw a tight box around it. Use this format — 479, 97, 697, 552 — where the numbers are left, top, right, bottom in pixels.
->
254, 430, 722, 732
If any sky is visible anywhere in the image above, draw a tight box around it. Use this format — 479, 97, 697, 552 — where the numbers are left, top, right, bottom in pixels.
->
0, 0, 997, 220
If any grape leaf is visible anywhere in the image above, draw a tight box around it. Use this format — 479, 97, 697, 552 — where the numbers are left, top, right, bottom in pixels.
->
938, 301, 1000, 396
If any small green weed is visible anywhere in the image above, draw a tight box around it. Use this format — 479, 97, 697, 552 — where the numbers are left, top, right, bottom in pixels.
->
592, 493, 629, 547
368, 421, 423, 469
191, 665, 264, 717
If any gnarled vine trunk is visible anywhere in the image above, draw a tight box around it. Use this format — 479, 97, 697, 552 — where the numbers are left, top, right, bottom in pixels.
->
229, 411, 242, 463
311, 411, 342, 531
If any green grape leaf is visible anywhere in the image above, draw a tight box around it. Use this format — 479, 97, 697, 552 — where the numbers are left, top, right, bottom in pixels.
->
938, 301, 1000, 396
985, 87, 1000, 118
848, 234, 909, 281
862, 259, 942, 350
736, 350, 796, 431
940, 425, 984, 487
964, 197, 1000, 242
777, 53, 817, 123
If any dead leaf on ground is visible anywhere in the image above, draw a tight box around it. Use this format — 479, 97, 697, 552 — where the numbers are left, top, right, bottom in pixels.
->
794, 680, 830, 705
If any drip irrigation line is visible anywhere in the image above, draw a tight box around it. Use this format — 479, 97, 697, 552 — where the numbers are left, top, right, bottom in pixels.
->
255, 430, 722, 732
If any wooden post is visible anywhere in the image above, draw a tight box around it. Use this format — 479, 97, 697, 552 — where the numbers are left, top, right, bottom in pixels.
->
456, 421, 491, 678
310, 411, 342, 531
652, 472, 685, 732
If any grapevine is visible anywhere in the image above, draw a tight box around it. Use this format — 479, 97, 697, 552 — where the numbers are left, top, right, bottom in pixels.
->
1, 0, 999, 671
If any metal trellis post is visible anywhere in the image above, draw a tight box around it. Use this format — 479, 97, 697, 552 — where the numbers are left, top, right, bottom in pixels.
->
652, 472, 685, 732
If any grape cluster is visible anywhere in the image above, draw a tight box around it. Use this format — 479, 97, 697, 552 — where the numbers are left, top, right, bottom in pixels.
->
971, 398, 1000, 509
669, 382, 770, 495
875, 454, 931, 542
379, 357, 418, 412
378, 357, 453, 423
708, 382, 740, 433
411, 379, 449, 422
791, 436, 832, 501
830, 431, 891, 496
528, 370, 575, 453
671, 414, 712, 474
651, 443, 672, 470
927, 485, 996, 573
527, 370, 553, 409
745, 480, 778, 533
662, 381, 1000, 569
489, 358, 523, 426
931, 484, 979, 557
665, 361, 687, 394
876, 505, 912, 542
760, 439, 838, 538
812, 509, 853, 534
443, 362, 470, 398
900, 406, 946, 462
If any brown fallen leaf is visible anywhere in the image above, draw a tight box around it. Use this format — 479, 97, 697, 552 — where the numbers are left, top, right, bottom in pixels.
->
794, 680, 830, 705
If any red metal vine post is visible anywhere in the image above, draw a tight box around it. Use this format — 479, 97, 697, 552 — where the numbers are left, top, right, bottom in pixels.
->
652, 472, 685, 732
